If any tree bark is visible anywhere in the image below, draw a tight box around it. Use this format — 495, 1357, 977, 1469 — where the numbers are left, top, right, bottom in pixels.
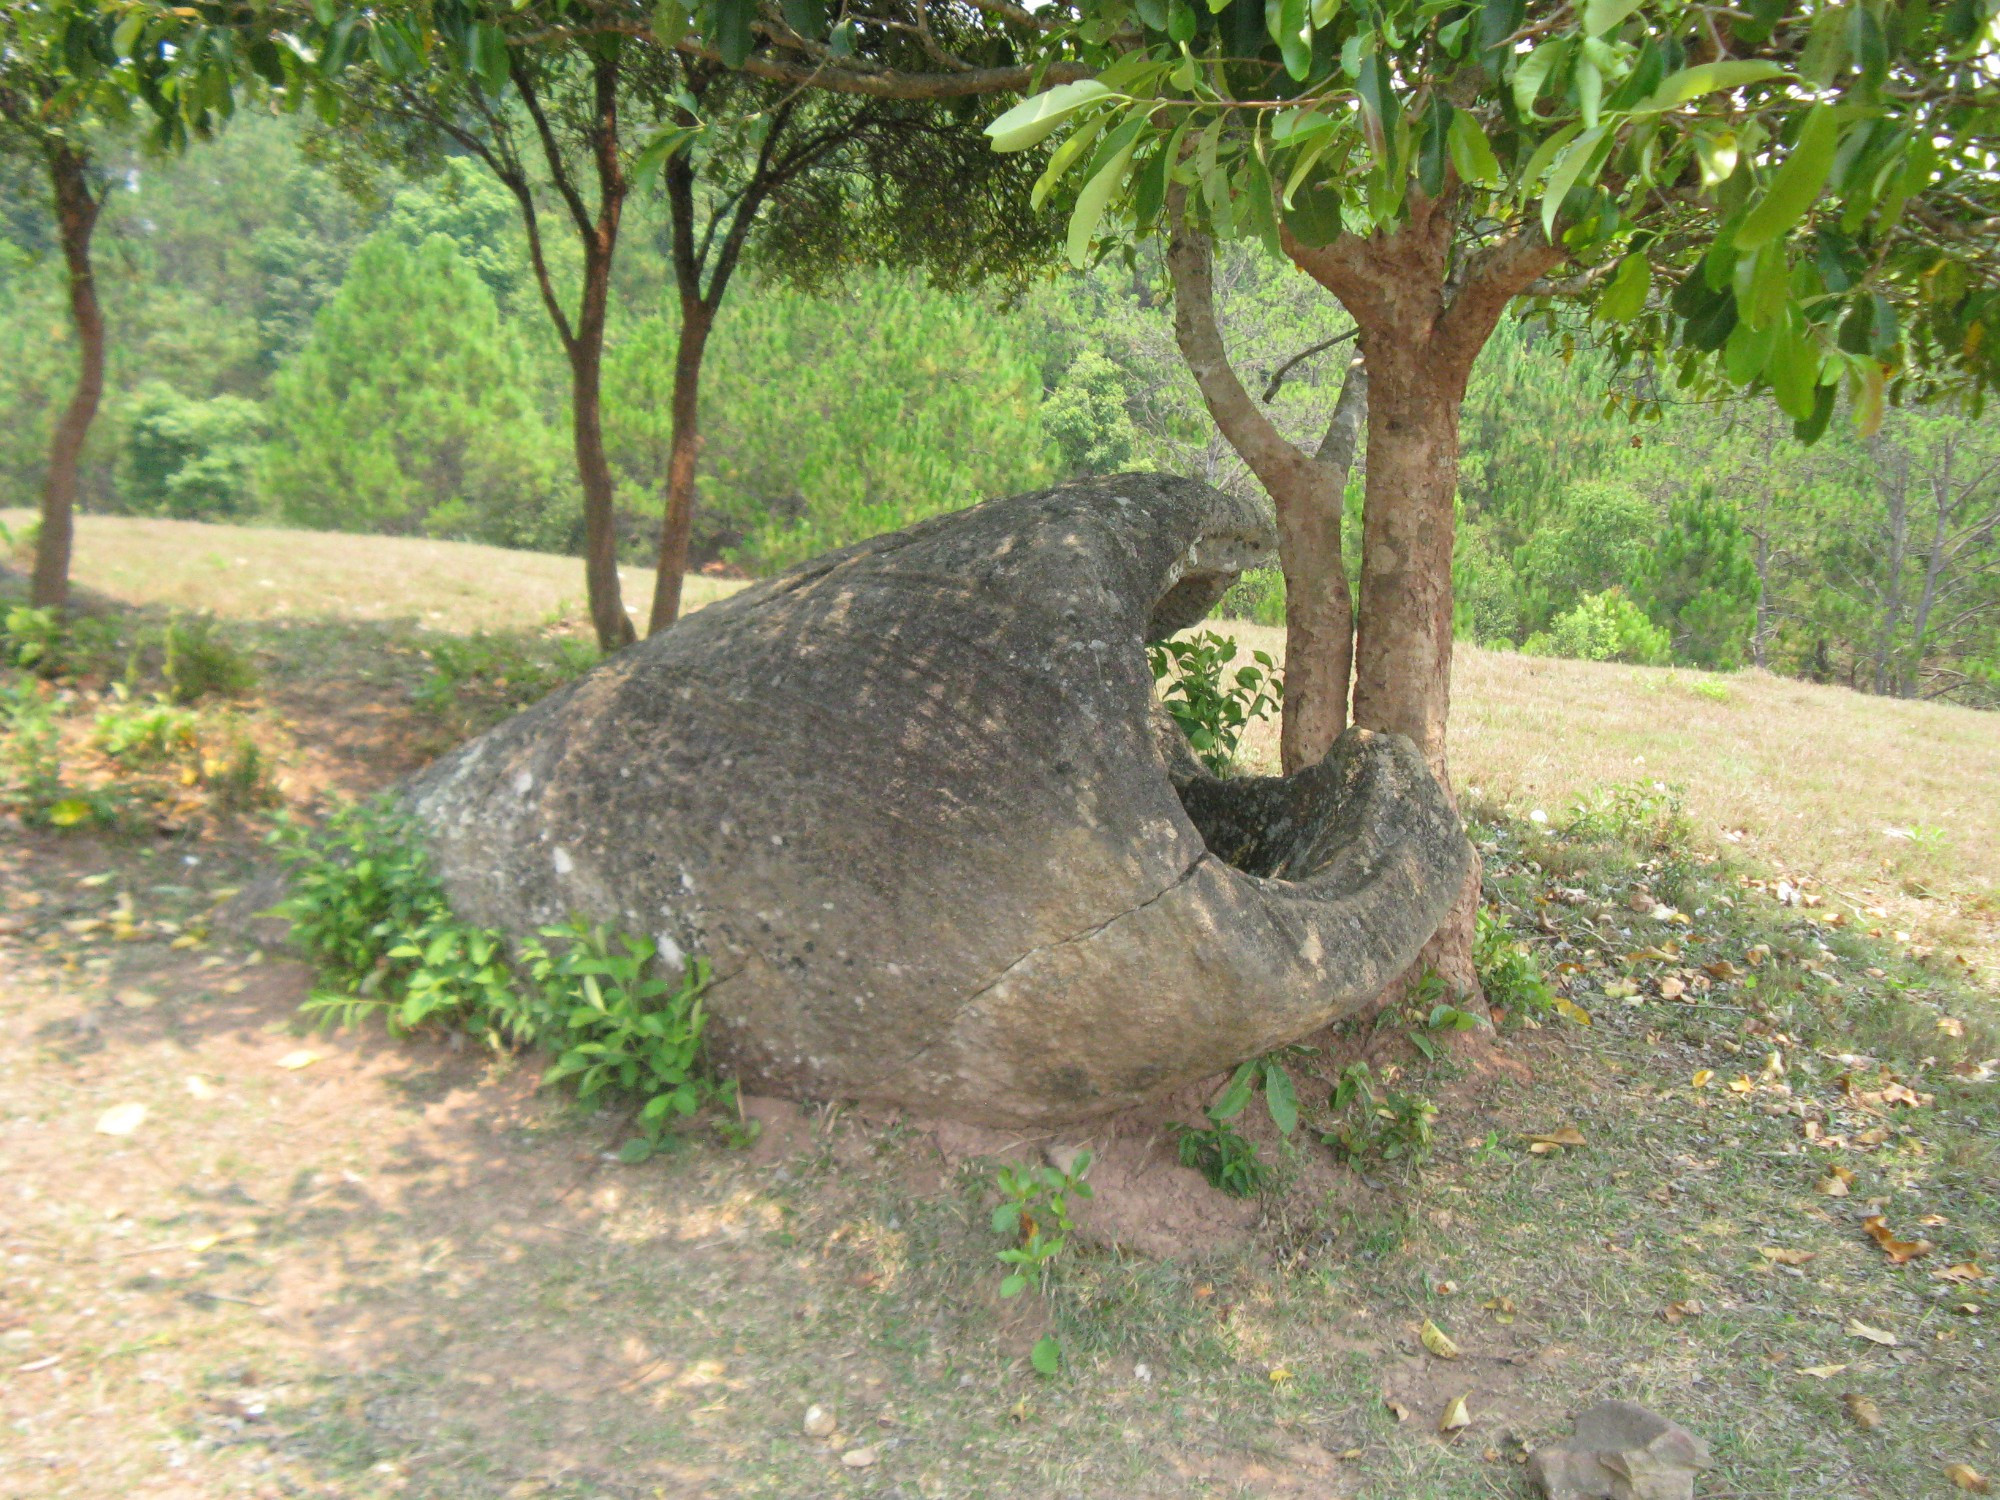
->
569, 273, 636, 652
648, 298, 714, 633
1284, 209, 1562, 1008
33, 142, 104, 613
1166, 216, 1353, 770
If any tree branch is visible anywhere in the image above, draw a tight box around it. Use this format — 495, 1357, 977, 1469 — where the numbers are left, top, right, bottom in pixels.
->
1261, 327, 1357, 403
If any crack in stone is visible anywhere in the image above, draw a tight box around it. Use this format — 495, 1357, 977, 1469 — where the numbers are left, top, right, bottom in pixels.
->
887, 851, 1214, 1081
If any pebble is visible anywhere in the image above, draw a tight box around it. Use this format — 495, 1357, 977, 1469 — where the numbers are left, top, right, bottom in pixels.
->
803, 1404, 836, 1438
840, 1446, 877, 1468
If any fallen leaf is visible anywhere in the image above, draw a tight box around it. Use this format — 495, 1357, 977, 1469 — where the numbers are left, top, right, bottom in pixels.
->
185, 1075, 215, 1101
1856, 1126, 1892, 1146
1691, 1069, 1714, 1089
1268, 1366, 1293, 1386
1847, 1319, 1898, 1346
1933, 1263, 1987, 1285
1418, 1319, 1460, 1360
1526, 1127, 1586, 1150
1760, 1247, 1817, 1267
1384, 1398, 1411, 1423
1660, 1299, 1704, 1324
275, 1050, 320, 1071
1552, 997, 1592, 1026
1481, 1296, 1516, 1324
1938, 1017, 1965, 1039
840, 1446, 877, 1469
1439, 1394, 1472, 1432
1841, 1393, 1882, 1430
1818, 1166, 1855, 1197
1862, 1215, 1934, 1264
1657, 976, 1686, 1000
94, 1103, 147, 1137
1946, 1462, 1992, 1493
1728, 1076, 1756, 1094
1799, 1363, 1847, 1379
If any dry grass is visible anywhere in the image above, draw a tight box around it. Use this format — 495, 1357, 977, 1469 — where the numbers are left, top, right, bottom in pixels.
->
1223, 621, 2000, 986
1, 510, 745, 632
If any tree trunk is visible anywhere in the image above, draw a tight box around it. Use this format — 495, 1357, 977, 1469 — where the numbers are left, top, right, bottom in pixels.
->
1348, 327, 1483, 998
33, 143, 104, 613
1165, 218, 1353, 769
648, 300, 714, 634
570, 288, 636, 653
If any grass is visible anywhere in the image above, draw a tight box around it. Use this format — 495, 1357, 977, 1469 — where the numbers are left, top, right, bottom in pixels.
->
1, 512, 1995, 1498
1223, 620, 2000, 991
0, 509, 746, 633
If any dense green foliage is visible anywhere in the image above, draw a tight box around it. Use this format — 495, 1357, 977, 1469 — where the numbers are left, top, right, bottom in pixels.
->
1, 109, 1993, 705
273, 798, 737, 1158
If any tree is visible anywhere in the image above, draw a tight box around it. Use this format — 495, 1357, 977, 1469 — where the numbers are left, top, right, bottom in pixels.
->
0, 3, 115, 611
262, 232, 571, 548
1629, 492, 1758, 668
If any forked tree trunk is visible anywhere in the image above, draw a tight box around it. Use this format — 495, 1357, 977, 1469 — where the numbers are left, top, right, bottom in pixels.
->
34, 143, 104, 613
648, 300, 714, 634
1166, 219, 1354, 770
1283, 204, 1563, 1011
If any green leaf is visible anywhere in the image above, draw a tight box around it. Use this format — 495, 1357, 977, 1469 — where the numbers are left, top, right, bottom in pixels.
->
986, 80, 1113, 153
48, 798, 93, 828
1634, 59, 1789, 113
1275, 0, 1312, 80
1519, 121, 1581, 190
1262, 1061, 1299, 1135
1030, 1335, 1062, 1376
1066, 136, 1140, 268
992, 1202, 1021, 1235
999, 1272, 1028, 1297
1031, 112, 1108, 211
1283, 180, 1343, 245
713, 0, 755, 70
1211, 1060, 1258, 1120
1540, 125, 1607, 239
617, 1137, 655, 1164
1418, 99, 1451, 197
1733, 104, 1838, 251
1511, 38, 1569, 116
1582, 0, 1644, 34
1446, 111, 1502, 186
1596, 252, 1649, 321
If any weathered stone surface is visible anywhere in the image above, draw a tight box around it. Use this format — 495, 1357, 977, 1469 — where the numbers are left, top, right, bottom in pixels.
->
1528, 1400, 1715, 1500
406, 473, 1471, 1125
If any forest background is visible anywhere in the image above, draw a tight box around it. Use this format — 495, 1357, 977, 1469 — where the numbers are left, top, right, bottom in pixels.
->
3, 111, 1994, 706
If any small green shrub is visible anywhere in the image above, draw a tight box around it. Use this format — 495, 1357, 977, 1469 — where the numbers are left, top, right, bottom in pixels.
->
92, 698, 202, 765
521, 921, 726, 1162
2, 606, 65, 672
1320, 1062, 1437, 1171
1207, 1050, 1303, 1135
1216, 566, 1287, 628
161, 615, 255, 702
990, 1151, 1093, 1298
414, 631, 598, 730
1172, 1120, 1274, 1196
1472, 907, 1554, 1017
275, 800, 735, 1158
1, 675, 69, 824
1564, 779, 1694, 855
206, 728, 279, 811
1147, 629, 1282, 776
1523, 587, 1672, 666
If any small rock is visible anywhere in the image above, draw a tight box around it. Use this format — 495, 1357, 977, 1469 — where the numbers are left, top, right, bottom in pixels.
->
803, 1404, 836, 1438
1134, 1363, 1152, 1384
1528, 1400, 1712, 1500
840, 1446, 877, 1469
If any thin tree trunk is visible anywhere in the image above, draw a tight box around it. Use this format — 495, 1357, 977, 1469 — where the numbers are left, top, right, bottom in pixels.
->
649, 299, 714, 633
33, 143, 104, 613
571, 247, 636, 652
1165, 217, 1353, 770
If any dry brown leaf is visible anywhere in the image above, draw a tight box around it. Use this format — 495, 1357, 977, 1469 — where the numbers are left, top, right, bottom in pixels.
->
1526, 1127, 1587, 1149
1760, 1247, 1817, 1267
1799, 1363, 1848, 1379
1841, 1393, 1882, 1430
275, 1050, 320, 1071
1658, 976, 1686, 1000
1385, 1398, 1411, 1423
1660, 1299, 1704, 1324
1932, 1263, 1987, 1285
1728, 1076, 1756, 1094
1946, 1463, 1992, 1494
1938, 1016, 1966, 1039
1439, 1394, 1472, 1433
1818, 1166, 1855, 1197
1847, 1319, 1898, 1346
1862, 1215, 1934, 1264
1419, 1319, 1461, 1360
1856, 1126, 1892, 1146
